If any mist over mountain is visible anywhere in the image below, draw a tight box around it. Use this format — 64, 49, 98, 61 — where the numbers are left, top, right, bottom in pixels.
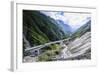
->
71, 17, 91, 32
56, 20, 72, 34
41, 11, 91, 33
70, 19, 91, 40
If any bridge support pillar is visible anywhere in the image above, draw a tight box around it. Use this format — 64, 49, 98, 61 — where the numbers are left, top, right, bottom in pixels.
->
60, 41, 63, 46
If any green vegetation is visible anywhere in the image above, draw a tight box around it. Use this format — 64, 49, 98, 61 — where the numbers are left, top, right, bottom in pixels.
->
23, 10, 68, 47
23, 10, 69, 58
38, 44, 61, 61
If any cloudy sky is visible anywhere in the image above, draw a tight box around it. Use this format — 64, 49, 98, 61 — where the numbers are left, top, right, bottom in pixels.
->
41, 11, 91, 31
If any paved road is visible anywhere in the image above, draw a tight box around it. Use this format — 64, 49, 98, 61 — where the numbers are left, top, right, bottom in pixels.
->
25, 38, 70, 52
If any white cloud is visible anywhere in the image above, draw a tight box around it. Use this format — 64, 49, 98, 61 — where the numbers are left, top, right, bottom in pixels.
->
41, 11, 91, 30
63, 13, 90, 28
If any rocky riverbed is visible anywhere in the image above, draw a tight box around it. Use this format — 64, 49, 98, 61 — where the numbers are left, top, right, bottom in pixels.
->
56, 32, 91, 60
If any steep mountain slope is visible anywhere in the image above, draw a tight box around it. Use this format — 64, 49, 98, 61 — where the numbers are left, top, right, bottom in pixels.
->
56, 20, 72, 34
23, 10, 67, 47
23, 10, 70, 57
70, 19, 91, 40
